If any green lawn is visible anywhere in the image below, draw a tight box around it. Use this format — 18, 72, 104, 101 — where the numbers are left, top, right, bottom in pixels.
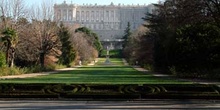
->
0, 58, 192, 84
100, 49, 123, 58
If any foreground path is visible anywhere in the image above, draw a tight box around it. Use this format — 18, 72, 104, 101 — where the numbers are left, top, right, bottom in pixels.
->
0, 100, 219, 109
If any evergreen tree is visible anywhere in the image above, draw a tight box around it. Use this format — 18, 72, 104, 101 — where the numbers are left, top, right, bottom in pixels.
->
58, 23, 76, 67
143, 0, 220, 78
122, 22, 132, 49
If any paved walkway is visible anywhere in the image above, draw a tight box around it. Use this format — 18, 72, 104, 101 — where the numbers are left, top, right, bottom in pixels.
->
0, 100, 219, 109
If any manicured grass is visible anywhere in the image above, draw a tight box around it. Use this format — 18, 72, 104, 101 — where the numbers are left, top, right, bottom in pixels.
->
0, 58, 192, 84
100, 49, 123, 58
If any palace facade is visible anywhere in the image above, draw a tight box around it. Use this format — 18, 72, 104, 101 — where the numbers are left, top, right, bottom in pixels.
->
54, 1, 154, 48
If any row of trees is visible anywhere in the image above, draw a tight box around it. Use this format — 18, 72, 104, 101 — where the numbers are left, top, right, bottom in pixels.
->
124, 0, 220, 79
0, 0, 102, 74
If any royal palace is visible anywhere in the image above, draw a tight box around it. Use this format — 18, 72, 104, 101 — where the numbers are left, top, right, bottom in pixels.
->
54, 1, 155, 48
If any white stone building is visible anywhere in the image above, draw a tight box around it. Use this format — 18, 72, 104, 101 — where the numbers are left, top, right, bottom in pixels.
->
54, 1, 154, 48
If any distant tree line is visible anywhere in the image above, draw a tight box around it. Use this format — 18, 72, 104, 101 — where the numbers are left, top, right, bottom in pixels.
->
123, 0, 220, 79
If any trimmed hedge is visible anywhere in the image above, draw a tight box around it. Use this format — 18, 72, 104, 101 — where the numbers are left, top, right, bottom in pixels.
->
0, 83, 219, 99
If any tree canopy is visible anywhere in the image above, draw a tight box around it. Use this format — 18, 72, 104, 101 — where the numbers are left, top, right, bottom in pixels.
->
75, 27, 103, 53
124, 0, 220, 79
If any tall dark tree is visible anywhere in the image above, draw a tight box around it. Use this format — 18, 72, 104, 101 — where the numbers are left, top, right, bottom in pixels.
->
122, 22, 132, 49
143, 0, 220, 78
58, 23, 76, 67
203, 0, 220, 27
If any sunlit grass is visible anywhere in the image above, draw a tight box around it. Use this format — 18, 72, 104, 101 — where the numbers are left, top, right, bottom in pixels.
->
0, 58, 192, 84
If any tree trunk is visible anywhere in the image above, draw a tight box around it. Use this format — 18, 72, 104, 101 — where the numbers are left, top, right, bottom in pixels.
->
9, 47, 15, 68
40, 52, 45, 69
6, 41, 10, 67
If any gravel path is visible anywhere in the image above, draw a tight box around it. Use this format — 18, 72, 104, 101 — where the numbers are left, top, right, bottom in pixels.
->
0, 58, 99, 79
0, 68, 78, 79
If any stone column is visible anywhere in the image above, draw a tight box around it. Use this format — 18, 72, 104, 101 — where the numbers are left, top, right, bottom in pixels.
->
60, 9, 63, 21
66, 9, 68, 21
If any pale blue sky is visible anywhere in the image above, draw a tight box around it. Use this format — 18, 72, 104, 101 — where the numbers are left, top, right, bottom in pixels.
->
25, 0, 159, 6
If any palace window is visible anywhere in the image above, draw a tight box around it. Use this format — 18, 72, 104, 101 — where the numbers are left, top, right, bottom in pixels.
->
76, 11, 80, 21
91, 11, 94, 21
94, 24, 96, 29
96, 11, 99, 21
106, 11, 109, 20
63, 9, 67, 21
99, 24, 101, 29
86, 11, 89, 20
111, 11, 114, 20
100, 11, 104, 21
57, 9, 61, 20
68, 10, 72, 21
91, 25, 93, 29
81, 11, 84, 20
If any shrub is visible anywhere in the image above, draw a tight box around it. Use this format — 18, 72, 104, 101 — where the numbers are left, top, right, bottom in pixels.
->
22, 63, 67, 74
0, 67, 26, 76
24, 65, 42, 73
144, 64, 153, 71
169, 66, 177, 76
54, 64, 67, 69
25, 65, 54, 73
0, 52, 6, 67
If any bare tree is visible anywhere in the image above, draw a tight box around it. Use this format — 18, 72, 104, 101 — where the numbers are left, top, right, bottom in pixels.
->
70, 32, 98, 64
0, 0, 27, 67
0, 0, 11, 28
28, 0, 54, 21
0, 0, 59, 68
0, 0, 26, 28
30, 19, 60, 68
15, 18, 39, 66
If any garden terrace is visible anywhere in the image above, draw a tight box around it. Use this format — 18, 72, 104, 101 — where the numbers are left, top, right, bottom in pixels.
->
0, 58, 219, 100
